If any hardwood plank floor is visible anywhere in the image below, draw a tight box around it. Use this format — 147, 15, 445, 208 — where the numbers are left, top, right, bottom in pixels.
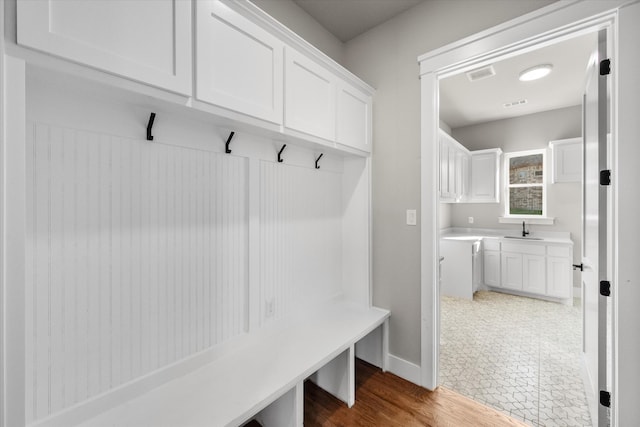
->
304, 359, 528, 427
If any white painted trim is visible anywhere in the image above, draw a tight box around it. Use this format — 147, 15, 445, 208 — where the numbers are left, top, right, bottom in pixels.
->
3, 55, 26, 427
387, 354, 422, 386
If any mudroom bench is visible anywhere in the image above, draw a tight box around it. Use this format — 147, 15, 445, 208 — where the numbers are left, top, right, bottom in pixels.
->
75, 300, 389, 427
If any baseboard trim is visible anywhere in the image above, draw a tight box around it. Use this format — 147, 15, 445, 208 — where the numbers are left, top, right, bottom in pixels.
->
387, 354, 421, 385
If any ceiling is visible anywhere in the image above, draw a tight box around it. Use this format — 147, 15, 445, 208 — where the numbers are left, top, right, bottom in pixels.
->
292, 0, 424, 42
290, 1, 596, 129
438, 32, 597, 129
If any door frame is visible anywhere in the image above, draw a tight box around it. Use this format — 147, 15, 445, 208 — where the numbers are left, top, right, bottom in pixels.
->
419, 1, 632, 424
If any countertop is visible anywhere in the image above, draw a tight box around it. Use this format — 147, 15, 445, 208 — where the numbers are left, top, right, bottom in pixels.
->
440, 227, 573, 245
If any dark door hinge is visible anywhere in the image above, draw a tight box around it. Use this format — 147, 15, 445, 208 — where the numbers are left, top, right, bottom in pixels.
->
600, 170, 611, 186
572, 263, 584, 272
600, 59, 611, 76
600, 390, 611, 407
600, 280, 611, 297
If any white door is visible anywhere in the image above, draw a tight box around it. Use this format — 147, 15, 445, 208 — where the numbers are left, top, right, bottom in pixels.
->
582, 29, 609, 426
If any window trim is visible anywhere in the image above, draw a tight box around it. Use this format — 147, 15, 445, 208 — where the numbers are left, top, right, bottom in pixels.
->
503, 148, 548, 219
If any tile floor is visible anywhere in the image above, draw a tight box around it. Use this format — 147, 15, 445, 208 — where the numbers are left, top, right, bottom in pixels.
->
440, 291, 592, 427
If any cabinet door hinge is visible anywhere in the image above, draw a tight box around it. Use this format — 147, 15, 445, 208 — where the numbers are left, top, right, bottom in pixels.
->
600, 170, 611, 186
600, 280, 611, 297
600, 59, 611, 76
600, 390, 611, 408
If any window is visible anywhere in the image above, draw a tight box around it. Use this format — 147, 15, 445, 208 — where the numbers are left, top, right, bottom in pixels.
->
504, 149, 547, 217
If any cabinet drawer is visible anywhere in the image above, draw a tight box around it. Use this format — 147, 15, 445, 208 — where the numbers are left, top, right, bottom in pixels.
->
502, 242, 545, 255
547, 245, 571, 257
483, 239, 500, 251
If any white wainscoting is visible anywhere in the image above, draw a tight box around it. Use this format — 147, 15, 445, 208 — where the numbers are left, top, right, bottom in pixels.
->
259, 161, 342, 325
24, 122, 249, 423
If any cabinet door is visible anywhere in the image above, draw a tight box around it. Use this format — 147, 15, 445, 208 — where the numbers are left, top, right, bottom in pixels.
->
501, 252, 523, 290
196, 1, 284, 124
522, 254, 546, 295
460, 151, 471, 201
470, 151, 500, 202
483, 250, 501, 287
547, 256, 572, 298
17, 0, 192, 95
551, 139, 582, 183
285, 48, 336, 141
336, 82, 372, 152
448, 145, 457, 199
439, 139, 449, 199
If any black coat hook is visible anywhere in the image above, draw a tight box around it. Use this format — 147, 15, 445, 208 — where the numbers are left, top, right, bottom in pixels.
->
225, 131, 235, 154
146, 112, 156, 141
278, 144, 287, 163
315, 153, 324, 169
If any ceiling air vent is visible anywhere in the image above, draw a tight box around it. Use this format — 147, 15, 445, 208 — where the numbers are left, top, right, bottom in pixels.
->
504, 99, 528, 108
466, 65, 496, 82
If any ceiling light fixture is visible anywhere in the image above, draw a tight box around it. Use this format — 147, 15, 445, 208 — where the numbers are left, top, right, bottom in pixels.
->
518, 64, 553, 81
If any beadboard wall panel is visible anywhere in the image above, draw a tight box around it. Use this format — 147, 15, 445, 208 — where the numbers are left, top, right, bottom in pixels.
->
24, 122, 248, 423
259, 161, 342, 325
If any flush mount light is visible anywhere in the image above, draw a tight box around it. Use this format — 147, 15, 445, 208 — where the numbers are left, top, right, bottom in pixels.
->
518, 64, 553, 81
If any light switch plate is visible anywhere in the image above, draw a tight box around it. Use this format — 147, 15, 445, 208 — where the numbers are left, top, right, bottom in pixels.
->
406, 209, 417, 226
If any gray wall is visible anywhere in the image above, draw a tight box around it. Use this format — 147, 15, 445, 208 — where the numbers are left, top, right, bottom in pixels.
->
451, 106, 582, 286
249, 0, 345, 65
342, 0, 555, 366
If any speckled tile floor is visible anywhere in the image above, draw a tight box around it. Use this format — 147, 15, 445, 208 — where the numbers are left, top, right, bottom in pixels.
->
440, 291, 592, 427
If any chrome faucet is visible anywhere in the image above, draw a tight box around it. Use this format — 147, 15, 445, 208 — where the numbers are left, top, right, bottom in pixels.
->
522, 221, 529, 237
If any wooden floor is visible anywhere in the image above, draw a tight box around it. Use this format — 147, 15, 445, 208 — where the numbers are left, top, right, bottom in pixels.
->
303, 359, 528, 427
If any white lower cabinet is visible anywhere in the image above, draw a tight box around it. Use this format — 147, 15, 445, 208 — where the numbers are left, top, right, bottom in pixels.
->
484, 239, 572, 302
522, 254, 546, 294
501, 252, 523, 290
547, 256, 572, 298
483, 252, 501, 287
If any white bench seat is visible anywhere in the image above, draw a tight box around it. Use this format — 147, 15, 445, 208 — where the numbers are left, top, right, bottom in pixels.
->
78, 300, 390, 427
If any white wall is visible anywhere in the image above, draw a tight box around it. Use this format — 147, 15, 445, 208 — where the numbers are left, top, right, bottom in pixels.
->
249, 0, 345, 65
450, 106, 582, 287
342, 0, 556, 366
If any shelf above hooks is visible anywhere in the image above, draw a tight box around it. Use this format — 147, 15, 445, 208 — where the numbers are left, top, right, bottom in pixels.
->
315, 153, 324, 169
225, 131, 235, 154
146, 112, 156, 141
278, 144, 287, 163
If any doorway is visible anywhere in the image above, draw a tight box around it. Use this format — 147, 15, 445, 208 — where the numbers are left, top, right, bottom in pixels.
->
418, 3, 621, 426
435, 32, 595, 425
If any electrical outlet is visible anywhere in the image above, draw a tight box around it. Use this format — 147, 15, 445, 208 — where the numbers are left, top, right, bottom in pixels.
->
265, 299, 275, 318
468, 217, 474, 224
406, 209, 417, 226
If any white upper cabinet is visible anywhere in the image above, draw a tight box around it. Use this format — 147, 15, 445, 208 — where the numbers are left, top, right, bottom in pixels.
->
284, 48, 337, 142
336, 82, 372, 152
439, 130, 470, 202
17, 0, 192, 95
549, 137, 582, 183
470, 148, 502, 203
196, 1, 284, 124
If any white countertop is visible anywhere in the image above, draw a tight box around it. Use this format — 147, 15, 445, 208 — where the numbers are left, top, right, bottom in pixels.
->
441, 227, 573, 245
